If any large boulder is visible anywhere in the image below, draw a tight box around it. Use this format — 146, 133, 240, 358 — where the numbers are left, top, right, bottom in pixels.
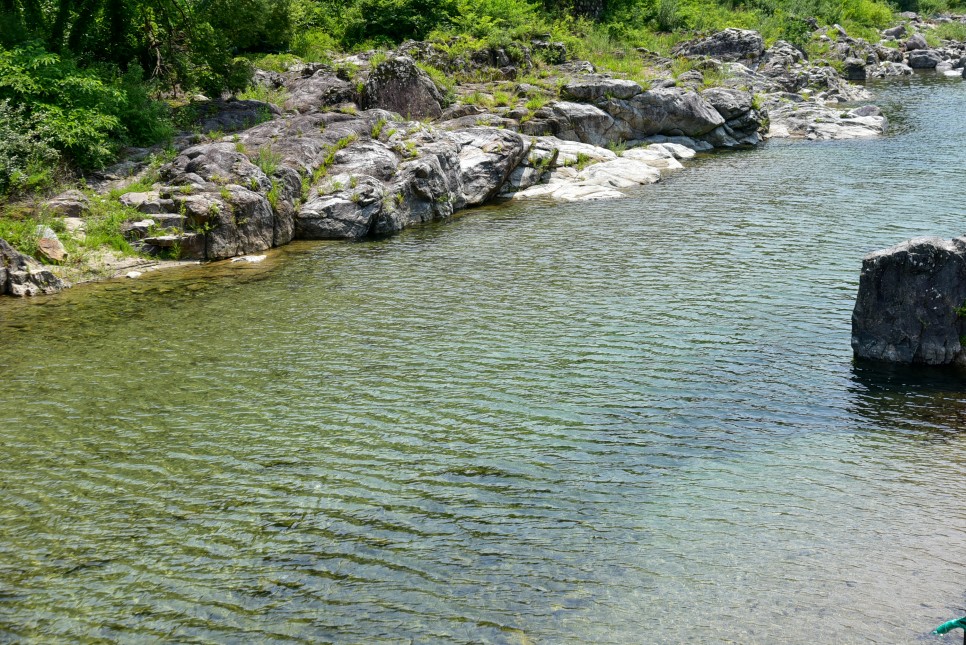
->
843, 57, 867, 81
297, 175, 386, 240
286, 70, 357, 113
361, 56, 445, 120
534, 101, 632, 147
613, 88, 726, 138
0, 239, 66, 297
882, 23, 906, 39
907, 49, 942, 69
671, 28, 765, 63
451, 128, 528, 206
852, 236, 966, 365
905, 33, 928, 51
196, 99, 281, 132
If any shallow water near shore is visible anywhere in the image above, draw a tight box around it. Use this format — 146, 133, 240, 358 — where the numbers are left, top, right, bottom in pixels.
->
3, 74, 966, 643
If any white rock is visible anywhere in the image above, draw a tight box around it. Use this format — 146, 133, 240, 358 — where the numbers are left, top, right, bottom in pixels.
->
623, 148, 685, 170
231, 255, 267, 263
576, 158, 662, 188
126, 271, 142, 279
528, 136, 616, 167
648, 142, 697, 159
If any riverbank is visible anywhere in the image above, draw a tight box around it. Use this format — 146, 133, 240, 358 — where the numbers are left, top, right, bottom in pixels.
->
3, 15, 963, 297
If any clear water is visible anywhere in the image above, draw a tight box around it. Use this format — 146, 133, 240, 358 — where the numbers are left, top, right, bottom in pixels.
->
3, 75, 966, 644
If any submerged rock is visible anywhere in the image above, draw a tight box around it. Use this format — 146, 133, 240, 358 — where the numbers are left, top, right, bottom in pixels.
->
852, 236, 966, 366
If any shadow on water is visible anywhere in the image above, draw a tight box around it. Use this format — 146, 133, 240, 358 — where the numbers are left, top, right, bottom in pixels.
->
849, 359, 966, 437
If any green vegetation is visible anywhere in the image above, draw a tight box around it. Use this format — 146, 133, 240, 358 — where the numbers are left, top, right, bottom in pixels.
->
255, 146, 282, 176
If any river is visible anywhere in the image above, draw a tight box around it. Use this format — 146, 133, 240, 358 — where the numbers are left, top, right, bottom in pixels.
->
2, 74, 966, 644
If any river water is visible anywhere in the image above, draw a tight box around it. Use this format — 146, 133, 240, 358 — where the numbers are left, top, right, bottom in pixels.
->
2, 75, 966, 644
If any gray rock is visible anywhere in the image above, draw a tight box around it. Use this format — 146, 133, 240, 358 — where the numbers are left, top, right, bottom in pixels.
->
452, 128, 527, 206
362, 56, 445, 120
203, 186, 276, 260
875, 44, 904, 63
540, 101, 631, 147
843, 57, 867, 80
141, 233, 205, 260
672, 28, 765, 62
905, 33, 928, 51
0, 238, 66, 296
616, 88, 726, 138
198, 99, 281, 132
286, 71, 357, 113
675, 69, 705, 88
700, 87, 752, 120
298, 177, 385, 241
908, 49, 942, 68
561, 77, 643, 101
883, 23, 907, 39
852, 236, 966, 365
43, 190, 89, 218
768, 102, 887, 140
869, 61, 914, 77
120, 191, 166, 214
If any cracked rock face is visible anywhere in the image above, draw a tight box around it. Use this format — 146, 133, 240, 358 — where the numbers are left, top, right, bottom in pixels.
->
766, 102, 887, 140
852, 236, 966, 365
672, 28, 766, 62
0, 239, 66, 297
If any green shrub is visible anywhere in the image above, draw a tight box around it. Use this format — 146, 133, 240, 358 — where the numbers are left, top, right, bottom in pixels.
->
0, 211, 42, 257
0, 100, 59, 196
291, 29, 339, 62
344, 0, 459, 45
0, 43, 173, 170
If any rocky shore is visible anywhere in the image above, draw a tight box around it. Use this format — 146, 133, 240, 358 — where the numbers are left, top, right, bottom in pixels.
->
4, 16, 966, 299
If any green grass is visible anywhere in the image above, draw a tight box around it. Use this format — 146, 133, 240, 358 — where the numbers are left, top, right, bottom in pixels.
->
934, 22, 966, 42
249, 53, 304, 73
82, 195, 138, 255
524, 96, 547, 112
464, 91, 494, 108
255, 146, 283, 176
371, 118, 388, 139
0, 212, 43, 258
416, 62, 457, 107
238, 83, 291, 107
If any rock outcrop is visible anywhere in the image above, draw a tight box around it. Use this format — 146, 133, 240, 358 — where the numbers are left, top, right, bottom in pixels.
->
767, 102, 887, 140
671, 28, 766, 63
0, 239, 66, 296
852, 236, 966, 366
